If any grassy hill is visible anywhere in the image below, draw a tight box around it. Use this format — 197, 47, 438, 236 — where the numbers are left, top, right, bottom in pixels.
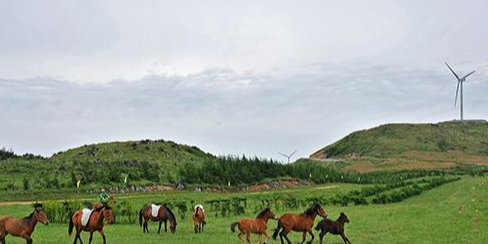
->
309, 121, 488, 172
0, 139, 213, 191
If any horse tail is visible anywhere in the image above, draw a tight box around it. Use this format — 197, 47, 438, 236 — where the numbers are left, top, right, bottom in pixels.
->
139, 207, 143, 227
68, 212, 75, 236
230, 222, 239, 233
272, 219, 283, 240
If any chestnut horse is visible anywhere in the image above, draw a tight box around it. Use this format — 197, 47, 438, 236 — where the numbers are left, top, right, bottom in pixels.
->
230, 208, 277, 244
315, 212, 351, 244
0, 203, 49, 244
192, 205, 206, 233
272, 203, 327, 244
68, 204, 115, 244
138, 204, 177, 234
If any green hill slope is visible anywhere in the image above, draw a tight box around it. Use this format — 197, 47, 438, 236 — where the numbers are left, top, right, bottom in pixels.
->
0, 139, 213, 190
309, 121, 488, 172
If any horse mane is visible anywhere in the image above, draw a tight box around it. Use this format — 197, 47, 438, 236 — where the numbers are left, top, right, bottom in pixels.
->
23, 212, 35, 220
303, 203, 321, 216
163, 205, 176, 221
256, 208, 270, 218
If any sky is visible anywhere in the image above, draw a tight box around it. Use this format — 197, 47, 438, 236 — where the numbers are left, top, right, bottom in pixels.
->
1, 0, 487, 160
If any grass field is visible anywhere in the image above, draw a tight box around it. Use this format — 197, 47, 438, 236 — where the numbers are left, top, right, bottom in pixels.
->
0, 176, 486, 244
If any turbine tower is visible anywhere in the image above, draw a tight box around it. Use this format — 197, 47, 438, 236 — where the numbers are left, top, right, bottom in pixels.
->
445, 62, 475, 121
278, 150, 297, 163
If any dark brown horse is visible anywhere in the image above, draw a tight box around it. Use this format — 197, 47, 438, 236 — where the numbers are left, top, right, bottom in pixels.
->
68, 204, 115, 244
192, 205, 206, 233
272, 203, 327, 244
0, 203, 49, 244
315, 212, 351, 244
138, 204, 177, 234
230, 208, 277, 244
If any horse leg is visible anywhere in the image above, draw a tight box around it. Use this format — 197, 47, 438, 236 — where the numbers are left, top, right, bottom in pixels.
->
238, 232, 245, 244
194, 224, 198, 234
164, 220, 167, 232
246, 231, 252, 244
88, 230, 94, 244
144, 221, 149, 233
263, 230, 271, 244
25, 237, 33, 244
300, 231, 307, 244
158, 221, 163, 234
98, 229, 107, 244
306, 229, 315, 244
258, 234, 262, 244
318, 231, 327, 244
340, 233, 351, 244
279, 229, 292, 244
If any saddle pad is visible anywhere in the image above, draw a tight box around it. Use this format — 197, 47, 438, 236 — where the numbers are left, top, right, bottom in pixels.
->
195, 204, 205, 213
81, 209, 93, 227
151, 204, 161, 218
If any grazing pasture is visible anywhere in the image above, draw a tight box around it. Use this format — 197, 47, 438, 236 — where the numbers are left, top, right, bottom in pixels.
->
0, 176, 486, 244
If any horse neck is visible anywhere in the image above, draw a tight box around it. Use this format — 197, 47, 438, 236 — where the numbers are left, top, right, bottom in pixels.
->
337, 216, 346, 225
24, 212, 38, 230
163, 208, 175, 223
256, 214, 270, 223
303, 211, 318, 220
92, 210, 105, 225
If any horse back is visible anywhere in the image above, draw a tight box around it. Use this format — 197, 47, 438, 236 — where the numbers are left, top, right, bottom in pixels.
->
239, 218, 267, 233
279, 213, 315, 231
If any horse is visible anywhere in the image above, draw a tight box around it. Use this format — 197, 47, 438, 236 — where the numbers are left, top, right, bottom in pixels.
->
68, 204, 115, 244
230, 208, 277, 244
192, 205, 206, 233
0, 203, 49, 244
272, 203, 327, 244
314, 212, 351, 244
138, 204, 177, 234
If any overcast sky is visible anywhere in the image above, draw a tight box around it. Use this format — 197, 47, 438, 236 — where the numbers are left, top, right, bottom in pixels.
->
1, 0, 487, 160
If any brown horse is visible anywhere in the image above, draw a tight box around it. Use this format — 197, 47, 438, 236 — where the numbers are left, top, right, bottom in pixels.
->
0, 203, 49, 244
138, 204, 177, 234
230, 208, 277, 244
272, 203, 327, 244
68, 204, 115, 244
315, 212, 351, 244
192, 205, 206, 233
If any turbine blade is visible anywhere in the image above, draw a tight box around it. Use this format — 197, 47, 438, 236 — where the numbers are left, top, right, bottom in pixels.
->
445, 62, 460, 80
277, 152, 288, 158
289, 150, 298, 157
461, 70, 476, 80
454, 81, 460, 107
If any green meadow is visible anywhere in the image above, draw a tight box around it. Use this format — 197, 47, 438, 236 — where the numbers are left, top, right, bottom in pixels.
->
0, 176, 486, 244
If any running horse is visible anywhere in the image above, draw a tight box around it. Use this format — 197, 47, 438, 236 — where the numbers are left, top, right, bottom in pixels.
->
272, 203, 327, 244
192, 205, 206, 233
68, 203, 115, 244
0, 203, 49, 244
138, 204, 177, 234
230, 208, 277, 244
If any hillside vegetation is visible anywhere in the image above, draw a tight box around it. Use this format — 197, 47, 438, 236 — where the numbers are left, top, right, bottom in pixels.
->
0, 139, 213, 191
309, 121, 488, 172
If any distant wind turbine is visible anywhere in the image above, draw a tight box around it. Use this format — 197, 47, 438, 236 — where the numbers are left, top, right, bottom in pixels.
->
278, 150, 297, 163
445, 62, 476, 121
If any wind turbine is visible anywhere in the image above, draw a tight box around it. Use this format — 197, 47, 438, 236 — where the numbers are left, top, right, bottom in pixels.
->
445, 62, 475, 121
278, 150, 297, 163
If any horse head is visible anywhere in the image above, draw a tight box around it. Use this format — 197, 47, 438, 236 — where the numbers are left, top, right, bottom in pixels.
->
339, 212, 350, 223
170, 221, 177, 234
34, 204, 49, 225
315, 203, 327, 219
103, 206, 115, 224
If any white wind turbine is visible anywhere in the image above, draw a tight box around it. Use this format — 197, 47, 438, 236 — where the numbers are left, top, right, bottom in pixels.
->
445, 62, 476, 121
